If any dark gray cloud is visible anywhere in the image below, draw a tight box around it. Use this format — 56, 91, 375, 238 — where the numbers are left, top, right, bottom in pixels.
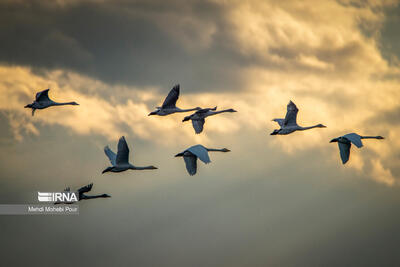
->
0, 0, 253, 92
2, 120, 400, 266
380, 4, 400, 64
1, 0, 395, 94
1, 1, 400, 266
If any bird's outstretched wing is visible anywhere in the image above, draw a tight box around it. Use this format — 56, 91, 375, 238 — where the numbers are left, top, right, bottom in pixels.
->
272, 118, 284, 127
104, 146, 117, 166
284, 100, 299, 126
187, 145, 211, 164
116, 136, 130, 165
192, 119, 205, 134
343, 133, 363, 148
35, 89, 51, 102
161, 84, 180, 108
78, 183, 93, 194
338, 142, 351, 164
183, 155, 197, 176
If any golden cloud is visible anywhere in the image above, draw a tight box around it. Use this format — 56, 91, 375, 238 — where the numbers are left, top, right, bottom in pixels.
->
0, 65, 240, 145
0, 0, 399, 185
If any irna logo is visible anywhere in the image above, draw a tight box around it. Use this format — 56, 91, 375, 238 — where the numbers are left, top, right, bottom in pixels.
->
38, 192, 78, 203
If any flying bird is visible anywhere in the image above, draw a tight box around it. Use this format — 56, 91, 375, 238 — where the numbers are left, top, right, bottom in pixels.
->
330, 133, 384, 164
102, 136, 158, 174
24, 88, 79, 116
183, 106, 237, 134
54, 183, 111, 204
175, 144, 230, 175
271, 100, 326, 135
148, 84, 201, 116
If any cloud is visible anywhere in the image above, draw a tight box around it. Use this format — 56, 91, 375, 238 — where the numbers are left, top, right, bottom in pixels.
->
4, 2, 400, 266
0, 0, 399, 186
0, 65, 240, 145
0, 0, 394, 92
0, 0, 246, 92
371, 159, 396, 186
222, 0, 394, 76
1, 111, 39, 141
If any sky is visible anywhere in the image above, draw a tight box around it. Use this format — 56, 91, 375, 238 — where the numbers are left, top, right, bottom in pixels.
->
1, 0, 400, 266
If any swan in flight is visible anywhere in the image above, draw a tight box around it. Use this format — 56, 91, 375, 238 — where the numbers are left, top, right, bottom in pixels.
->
330, 133, 384, 164
183, 106, 237, 134
24, 89, 79, 116
148, 84, 201, 116
271, 100, 326, 135
102, 136, 158, 174
175, 144, 230, 175
54, 183, 110, 204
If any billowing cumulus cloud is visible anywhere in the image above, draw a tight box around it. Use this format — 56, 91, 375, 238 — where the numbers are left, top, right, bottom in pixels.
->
0, 0, 399, 186
3, 1, 400, 266
0, 65, 246, 147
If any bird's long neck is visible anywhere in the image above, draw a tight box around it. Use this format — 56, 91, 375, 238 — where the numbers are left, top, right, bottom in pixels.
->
208, 109, 233, 116
83, 194, 107, 199
360, 136, 382, 139
52, 101, 77, 106
133, 166, 156, 170
206, 148, 225, 152
299, 124, 321, 130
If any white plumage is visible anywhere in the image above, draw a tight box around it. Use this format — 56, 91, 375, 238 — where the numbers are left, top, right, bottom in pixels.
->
24, 89, 79, 116
271, 100, 326, 135
102, 136, 158, 173
175, 145, 230, 175
330, 133, 384, 164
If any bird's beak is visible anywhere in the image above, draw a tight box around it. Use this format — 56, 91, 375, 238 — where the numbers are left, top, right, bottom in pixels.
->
329, 138, 336, 143
270, 131, 277, 135
148, 111, 158, 116
24, 104, 30, 108
182, 117, 189, 122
